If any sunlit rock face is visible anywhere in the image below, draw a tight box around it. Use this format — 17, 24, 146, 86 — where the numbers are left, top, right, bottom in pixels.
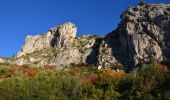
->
0, 58, 6, 63
15, 22, 99, 67
14, 3, 170, 68
17, 22, 77, 57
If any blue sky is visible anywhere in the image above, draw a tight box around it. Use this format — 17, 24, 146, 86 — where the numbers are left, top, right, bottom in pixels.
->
0, 0, 170, 57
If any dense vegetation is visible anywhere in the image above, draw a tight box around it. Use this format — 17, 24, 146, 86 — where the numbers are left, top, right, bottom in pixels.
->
0, 62, 170, 100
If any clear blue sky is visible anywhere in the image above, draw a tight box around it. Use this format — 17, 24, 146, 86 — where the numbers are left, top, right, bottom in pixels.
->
0, 0, 169, 57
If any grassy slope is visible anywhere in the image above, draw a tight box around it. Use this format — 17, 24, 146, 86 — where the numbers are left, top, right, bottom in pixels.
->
0, 63, 170, 100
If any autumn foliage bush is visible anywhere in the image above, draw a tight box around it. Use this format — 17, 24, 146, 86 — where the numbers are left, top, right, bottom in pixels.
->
18, 66, 37, 77
69, 70, 80, 77
0, 63, 169, 100
87, 73, 100, 84
43, 65, 56, 70
5, 66, 37, 77
98, 69, 125, 79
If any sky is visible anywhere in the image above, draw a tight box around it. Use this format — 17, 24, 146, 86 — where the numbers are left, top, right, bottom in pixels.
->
0, 0, 170, 57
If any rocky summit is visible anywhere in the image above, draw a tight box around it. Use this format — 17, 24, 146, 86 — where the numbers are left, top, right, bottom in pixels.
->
103, 3, 170, 67
3, 3, 170, 69
17, 22, 77, 57
13, 22, 99, 67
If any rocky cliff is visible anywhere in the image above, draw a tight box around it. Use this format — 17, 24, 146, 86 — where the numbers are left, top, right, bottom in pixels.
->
8, 3, 170, 68
12, 22, 99, 67
17, 22, 77, 57
105, 3, 170, 67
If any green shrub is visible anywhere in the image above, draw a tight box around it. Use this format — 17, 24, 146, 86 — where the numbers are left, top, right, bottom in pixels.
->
0, 63, 169, 99
163, 91, 170, 100
138, 2, 147, 6
111, 62, 124, 70
167, 41, 170, 47
167, 6, 170, 11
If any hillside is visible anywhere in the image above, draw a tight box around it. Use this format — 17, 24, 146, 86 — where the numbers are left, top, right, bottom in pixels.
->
0, 62, 169, 99
0, 2, 170, 100
0, 2, 170, 70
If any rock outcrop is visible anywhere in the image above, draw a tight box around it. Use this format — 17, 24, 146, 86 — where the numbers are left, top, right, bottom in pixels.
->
11, 3, 170, 68
0, 58, 6, 63
105, 3, 170, 67
17, 22, 77, 57
14, 22, 99, 67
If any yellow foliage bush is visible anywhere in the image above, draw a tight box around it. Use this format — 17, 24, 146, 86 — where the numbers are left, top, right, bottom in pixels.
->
98, 69, 125, 79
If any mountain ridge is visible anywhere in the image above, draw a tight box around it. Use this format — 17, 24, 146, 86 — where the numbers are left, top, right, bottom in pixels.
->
2, 2, 170, 69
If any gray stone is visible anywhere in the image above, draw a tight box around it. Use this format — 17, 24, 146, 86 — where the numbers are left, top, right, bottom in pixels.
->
105, 3, 170, 67
17, 22, 77, 57
12, 3, 170, 69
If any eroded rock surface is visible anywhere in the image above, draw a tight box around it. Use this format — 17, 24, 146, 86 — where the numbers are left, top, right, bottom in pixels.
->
14, 24, 100, 67
17, 22, 77, 57
11, 3, 170, 68
105, 3, 170, 67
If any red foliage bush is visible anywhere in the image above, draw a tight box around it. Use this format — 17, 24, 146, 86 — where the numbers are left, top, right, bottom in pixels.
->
75, 63, 86, 67
69, 70, 80, 77
7, 68, 17, 77
6, 66, 37, 77
43, 65, 56, 70
88, 74, 100, 84
18, 66, 37, 77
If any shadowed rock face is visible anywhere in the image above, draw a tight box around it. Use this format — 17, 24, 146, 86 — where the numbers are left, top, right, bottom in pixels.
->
104, 3, 170, 67
12, 3, 170, 68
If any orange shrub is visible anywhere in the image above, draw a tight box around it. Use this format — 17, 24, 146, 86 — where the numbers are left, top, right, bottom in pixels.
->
98, 69, 125, 79
6, 67, 17, 77
43, 65, 56, 70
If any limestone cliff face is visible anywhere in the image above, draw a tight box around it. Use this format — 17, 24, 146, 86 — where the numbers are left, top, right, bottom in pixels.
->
104, 3, 170, 67
13, 3, 170, 68
14, 22, 97, 67
17, 22, 77, 57
0, 57, 6, 63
